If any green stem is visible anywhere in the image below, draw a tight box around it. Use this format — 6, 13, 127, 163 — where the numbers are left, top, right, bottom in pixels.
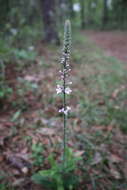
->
63, 60, 67, 166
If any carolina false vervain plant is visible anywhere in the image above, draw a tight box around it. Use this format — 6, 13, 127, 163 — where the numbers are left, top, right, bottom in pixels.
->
56, 20, 72, 164
32, 20, 81, 190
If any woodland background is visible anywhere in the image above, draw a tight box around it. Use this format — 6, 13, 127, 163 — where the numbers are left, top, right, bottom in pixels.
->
0, 0, 127, 189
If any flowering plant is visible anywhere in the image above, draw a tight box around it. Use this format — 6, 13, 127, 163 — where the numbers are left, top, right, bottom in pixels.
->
56, 20, 72, 164
32, 20, 81, 190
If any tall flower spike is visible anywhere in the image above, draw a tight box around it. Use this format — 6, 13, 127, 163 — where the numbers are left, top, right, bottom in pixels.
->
62, 20, 71, 61
56, 20, 72, 165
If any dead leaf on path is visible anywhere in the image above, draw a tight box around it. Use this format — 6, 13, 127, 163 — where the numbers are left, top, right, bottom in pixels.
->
74, 125, 82, 133
35, 118, 49, 126
37, 128, 56, 136
12, 135, 21, 142
74, 150, 84, 157
112, 85, 126, 99
39, 137, 50, 145
6, 154, 30, 174
12, 178, 25, 187
24, 75, 40, 82
0, 155, 4, 162
123, 162, 127, 179
21, 147, 28, 154
50, 136, 62, 144
0, 137, 5, 146
0, 123, 13, 147
21, 167, 29, 174
44, 106, 57, 117
91, 125, 105, 132
0, 133, 12, 147
4, 122, 14, 127
91, 152, 102, 165
110, 166, 121, 179
107, 125, 113, 132
91, 125, 113, 133
108, 154, 123, 163
12, 169, 21, 176
15, 153, 30, 161
98, 100, 105, 105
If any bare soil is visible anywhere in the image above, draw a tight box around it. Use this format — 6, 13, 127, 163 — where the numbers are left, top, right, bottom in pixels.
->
86, 30, 127, 63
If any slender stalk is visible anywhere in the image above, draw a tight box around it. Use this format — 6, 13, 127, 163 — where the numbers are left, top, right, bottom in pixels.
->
63, 84, 66, 163
56, 20, 71, 167
63, 58, 67, 165
63, 20, 71, 166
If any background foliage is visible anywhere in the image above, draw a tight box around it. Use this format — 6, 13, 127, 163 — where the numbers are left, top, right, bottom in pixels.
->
0, 0, 127, 189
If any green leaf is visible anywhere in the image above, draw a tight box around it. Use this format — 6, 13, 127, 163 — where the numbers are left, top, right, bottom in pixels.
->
48, 154, 57, 167
0, 91, 4, 97
11, 110, 21, 122
32, 173, 55, 189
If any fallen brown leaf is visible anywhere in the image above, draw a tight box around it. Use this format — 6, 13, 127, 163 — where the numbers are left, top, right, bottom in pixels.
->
74, 150, 84, 157
37, 128, 55, 136
108, 153, 123, 163
6, 154, 30, 174
110, 166, 121, 179
91, 152, 102, 165
112, 85, 126, 99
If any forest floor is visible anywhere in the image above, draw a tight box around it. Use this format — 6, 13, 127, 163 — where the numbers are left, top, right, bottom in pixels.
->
0, 30, 127, 190
86, 30, 127, 63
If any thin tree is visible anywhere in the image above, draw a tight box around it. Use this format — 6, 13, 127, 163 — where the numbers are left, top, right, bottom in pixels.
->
68, 0, 75, 18
0, 0, 9, 29
79, 0, 85, 29
102, 0, 108, 29
40, 0, 60, 44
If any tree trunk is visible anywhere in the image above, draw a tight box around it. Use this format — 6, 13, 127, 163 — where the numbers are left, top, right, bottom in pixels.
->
40, 0, 60, 44
102, 0, 108, 29
80, 0, 85, 29
59, 0, 69, 20
68, 0, 74, 18
0, 0, 9, 28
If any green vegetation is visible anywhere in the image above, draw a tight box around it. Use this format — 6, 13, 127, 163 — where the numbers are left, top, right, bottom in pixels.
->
32, 20, 82, 190
31, 143, 44, 166
73, 33, 127, 134
0, 0, 127, 189
32, 148, 81, 190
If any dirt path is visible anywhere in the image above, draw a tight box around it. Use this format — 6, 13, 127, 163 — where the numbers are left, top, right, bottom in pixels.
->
85, 30, 127, 63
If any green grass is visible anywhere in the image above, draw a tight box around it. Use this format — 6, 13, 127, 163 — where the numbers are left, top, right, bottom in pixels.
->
72, 30, 127, 133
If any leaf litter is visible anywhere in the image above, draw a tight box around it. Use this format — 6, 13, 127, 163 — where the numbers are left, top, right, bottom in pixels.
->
0, 32, 127, 189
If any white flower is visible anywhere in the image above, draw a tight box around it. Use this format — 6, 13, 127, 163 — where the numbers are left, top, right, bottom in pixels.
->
59, 106, 71, 115
64, 106, 71, 115
61, 57, 65, 64
56, 85, 63, 94
65, 87, 72, 94
59, 108, 64, 113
